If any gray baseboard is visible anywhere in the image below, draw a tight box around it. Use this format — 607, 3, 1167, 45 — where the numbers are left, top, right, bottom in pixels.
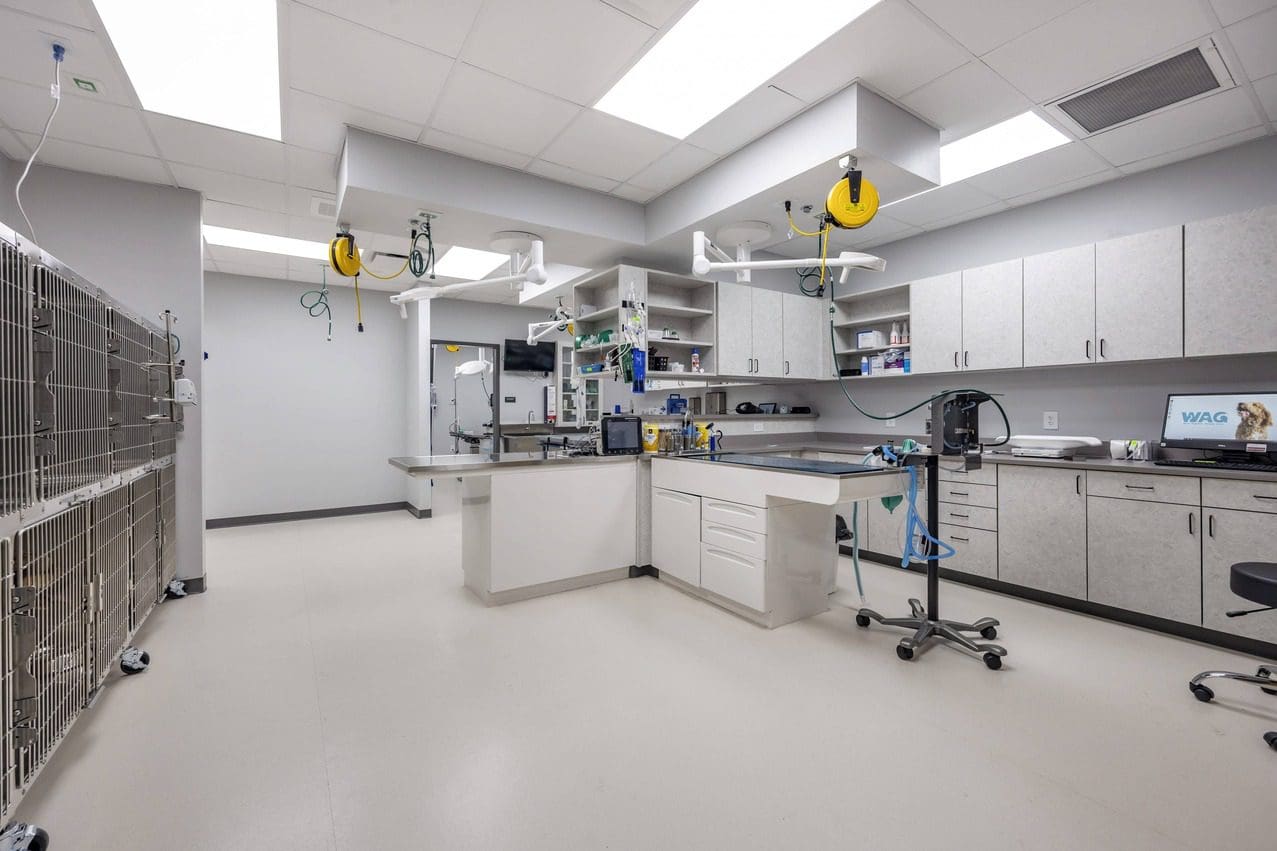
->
206, 502, 422, 529
405, 504, 432, 519
179, 575, 207, 594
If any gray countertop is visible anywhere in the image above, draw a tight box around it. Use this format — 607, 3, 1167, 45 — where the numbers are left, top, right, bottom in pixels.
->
389, 451, 638, 475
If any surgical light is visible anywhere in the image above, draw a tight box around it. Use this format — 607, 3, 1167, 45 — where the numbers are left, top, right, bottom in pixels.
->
595, 0, 883, 139
92, 0, 282, 139
433, 246, 509, 280
203, 226, 328, 260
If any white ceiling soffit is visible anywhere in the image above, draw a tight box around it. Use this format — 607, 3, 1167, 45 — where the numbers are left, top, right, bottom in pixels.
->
336, 84, 940, 273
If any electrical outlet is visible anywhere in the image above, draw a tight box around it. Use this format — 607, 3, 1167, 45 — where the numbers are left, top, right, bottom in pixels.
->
885, 418, 897, 428
1043, 411, 1059, 430
753, 423, 765, 432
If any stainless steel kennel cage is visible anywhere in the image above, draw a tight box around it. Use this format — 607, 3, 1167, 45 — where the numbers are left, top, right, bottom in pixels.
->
0, 220, 185, 850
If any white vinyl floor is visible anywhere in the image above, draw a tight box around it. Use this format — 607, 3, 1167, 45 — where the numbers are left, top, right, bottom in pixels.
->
14, 510, 1276, 850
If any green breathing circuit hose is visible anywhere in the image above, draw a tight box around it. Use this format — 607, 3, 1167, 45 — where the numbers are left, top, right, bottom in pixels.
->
300, 266, 333, 341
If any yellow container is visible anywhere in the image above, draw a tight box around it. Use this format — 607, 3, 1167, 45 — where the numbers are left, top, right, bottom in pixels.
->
643, 423, 660, 453
694, 423, 711, 449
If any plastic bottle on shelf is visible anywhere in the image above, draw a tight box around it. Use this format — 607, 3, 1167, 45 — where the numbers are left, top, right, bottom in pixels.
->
902, 321, 910, 344
860, 355, 871, 376
890, 321, 901, 345
690, 347, 701, 372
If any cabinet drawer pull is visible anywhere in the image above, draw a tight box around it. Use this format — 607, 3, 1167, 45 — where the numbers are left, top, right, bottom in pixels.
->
948, 490, 969, 496
1124, 485, 1155, 491
706, 525, 756, 543
707, 502, 755, 517
950, 535, 969, 542
705, 548, 754, 568
1254, 494, 1277, 501
948, 512, 969, 519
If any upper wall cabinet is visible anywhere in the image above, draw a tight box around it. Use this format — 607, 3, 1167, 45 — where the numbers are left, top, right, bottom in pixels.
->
910, 272, 963, 374
781, 292, 829, 380
716, 283, 785, 378
1184, 205, 1277, 358
1023, 244, 1095, 368
961, 259, 1023, 371
1094, 226, 1183, 363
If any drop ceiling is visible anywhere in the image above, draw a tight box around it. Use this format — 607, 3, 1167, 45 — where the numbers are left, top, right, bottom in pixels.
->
0, 0, 1272, 295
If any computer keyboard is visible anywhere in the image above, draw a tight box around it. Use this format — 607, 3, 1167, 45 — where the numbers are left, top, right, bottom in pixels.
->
1154, 459, 1277, 474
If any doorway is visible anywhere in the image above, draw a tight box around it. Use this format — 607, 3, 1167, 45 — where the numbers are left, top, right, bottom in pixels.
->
431, 341, 499, 455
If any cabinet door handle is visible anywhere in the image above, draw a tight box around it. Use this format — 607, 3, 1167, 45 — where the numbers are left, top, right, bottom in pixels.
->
1188, 513, 1195, 535
1208, 514, 1215, 538
954, 351, 960, 368
1124, 484, 1155, 490
1076, 474, 1081, 495
1099, 338, 1107, 358
1086, 339, 1092, 360
784, 360, 790, 375
963, 350, 970, 368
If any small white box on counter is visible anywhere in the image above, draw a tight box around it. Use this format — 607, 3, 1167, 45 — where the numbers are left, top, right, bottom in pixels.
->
856, 329, 887, 349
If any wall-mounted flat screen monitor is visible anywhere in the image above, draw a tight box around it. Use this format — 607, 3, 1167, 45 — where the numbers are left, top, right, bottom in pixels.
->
502, 339, 555, 372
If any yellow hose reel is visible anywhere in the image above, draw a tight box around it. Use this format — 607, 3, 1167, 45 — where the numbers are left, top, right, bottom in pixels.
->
825, 170, 879, 229
328, 233, 362, 277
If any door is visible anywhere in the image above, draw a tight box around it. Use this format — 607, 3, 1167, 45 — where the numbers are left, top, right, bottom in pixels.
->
782, 292, 827, 379
1184, 205, 1277, 357
961, 259, 1023, 371
1087, 497, 1201, 623
752, 288, 785, 377
909, 272, 962, 374
1094, 226, 1183, 362
651, 488, 701, 586
1203, 508, 1277, 643
716, 282, 753, 375
998, 466, 1087, 597
1023, 244, 1095, 367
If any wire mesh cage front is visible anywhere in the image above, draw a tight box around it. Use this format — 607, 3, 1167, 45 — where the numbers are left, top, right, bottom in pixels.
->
149, 328, 177, 461
158, 465, 177, 593
107, 307, 157, 473
32, 266, 110, 501
12, 504, 92, 790
91, 484, 132, 689
130, 472, 160, 627
0, 536, 14, 821
0, 235, 33, 520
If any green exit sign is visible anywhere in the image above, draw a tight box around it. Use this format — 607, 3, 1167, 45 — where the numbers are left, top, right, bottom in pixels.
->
72, 77, 98, 93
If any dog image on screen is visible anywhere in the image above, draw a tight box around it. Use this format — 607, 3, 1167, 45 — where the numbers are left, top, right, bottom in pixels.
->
1236, 401, 1274, 441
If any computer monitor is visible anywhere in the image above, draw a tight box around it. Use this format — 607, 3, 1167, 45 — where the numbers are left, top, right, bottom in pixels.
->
1161, 392, 1277, 455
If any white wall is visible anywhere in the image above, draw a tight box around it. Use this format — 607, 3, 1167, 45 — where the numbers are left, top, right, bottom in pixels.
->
204, 273, 408, 518
1, 160, 206, 581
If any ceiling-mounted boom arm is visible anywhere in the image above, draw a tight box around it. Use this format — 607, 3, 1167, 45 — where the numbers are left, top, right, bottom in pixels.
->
390, 235, 548, 317
691, 229, 886, 284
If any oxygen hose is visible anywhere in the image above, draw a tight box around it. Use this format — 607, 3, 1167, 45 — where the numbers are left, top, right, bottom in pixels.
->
300, 266, 334, 341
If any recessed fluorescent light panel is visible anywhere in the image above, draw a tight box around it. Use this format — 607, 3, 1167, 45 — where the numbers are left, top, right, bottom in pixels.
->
939, 111, 1069, 185
203, 226, 327, 260
595, 0, 883, 138
92, 0, 282, 139
433, 247, 509, 280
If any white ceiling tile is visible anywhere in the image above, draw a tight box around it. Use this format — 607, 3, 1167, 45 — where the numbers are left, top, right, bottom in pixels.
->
627, 144, 717, 191
1210, 0, 1277, 26
205, 244, 290, 272
684, 85, 804, 155
0, 127, 28, 159
286, 258, 331, 285
1254, 73, 1277, 120
286, 146, 338, 192
882, 183, 1004, 226
1115, 125, 1268, 174
983, 0, 1216, 103
202, 201, 289, 234
420, 129, 533, 170
611, 183, 658, 203
540, 110, 676, 182
600, 0, 690, 27
925, 200, 1012, 230
147, 113, 288, 181
14, 132, 171, 184
0, 0, 98, 28
526, 159, 620, 192
1087, 87, 1263, 165
287, 215, 340, 243
288, 0, 482, 56
832, 214, 922, 250
283, 89, 426, 155
288, 4, 453, 124
212, 260, 290, 281
901, 62, 1033, 143
1004, 168, 1121, 206
771, 1, 968, 103
964, 142, 1109, 199
1225, 7, 1277, 80
170, 163, 288, 210
461, 0, 656, 105
0, 9, 136, 107
907, 0, 1089, 56
285, 185, 336, 218
0, 78, 157, 156
428, 63, 581, 157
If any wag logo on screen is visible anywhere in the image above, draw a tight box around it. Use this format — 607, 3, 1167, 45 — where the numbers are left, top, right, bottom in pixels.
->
1181, 411, 1230, 423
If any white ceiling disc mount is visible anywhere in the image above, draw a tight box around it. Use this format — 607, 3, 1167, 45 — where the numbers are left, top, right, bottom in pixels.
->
715, 221, 773, 247
490, 231, 541, 254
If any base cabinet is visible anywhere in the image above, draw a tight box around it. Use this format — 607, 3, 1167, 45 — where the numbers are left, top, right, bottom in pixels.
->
1087, 497, 1202, 623
1203, 508, 1277, 643
651, 488, 700, 586
998, 466, 1087, 597
939, 524, 998, 579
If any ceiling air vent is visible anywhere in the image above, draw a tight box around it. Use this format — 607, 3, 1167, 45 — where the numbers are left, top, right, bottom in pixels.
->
309, 194, 337, 218
1054, 45, 1230, 134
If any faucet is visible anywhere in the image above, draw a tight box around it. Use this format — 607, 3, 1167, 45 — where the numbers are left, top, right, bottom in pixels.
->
527, 410, 536, 424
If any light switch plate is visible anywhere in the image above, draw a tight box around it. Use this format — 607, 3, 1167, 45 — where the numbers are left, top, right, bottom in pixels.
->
753, 423, 765, 432
885, 419, 897, 428
1043, 411, 1059, 430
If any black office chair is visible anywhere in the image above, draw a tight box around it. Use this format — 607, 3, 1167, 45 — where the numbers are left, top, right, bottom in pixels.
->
1188, 562, 1277, 751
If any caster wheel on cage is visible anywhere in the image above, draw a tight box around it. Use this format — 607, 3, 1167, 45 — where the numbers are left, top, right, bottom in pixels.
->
1265, 732, 1277, 751
120, 647, 150, 675
1258, 667, 1277, 696
855, 614, 871, 628
980, 625, 998, 640
165, 579, 188, 600
896, 644, 915, 662
1190, 683, 1215, 703
983, 653, 1003, 671
0, 822, 50, 851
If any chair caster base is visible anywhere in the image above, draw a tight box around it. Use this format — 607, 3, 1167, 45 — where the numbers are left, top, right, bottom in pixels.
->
858, 599, 1006, 669
0, 822, 49, 851
1265, 732, 1277, 751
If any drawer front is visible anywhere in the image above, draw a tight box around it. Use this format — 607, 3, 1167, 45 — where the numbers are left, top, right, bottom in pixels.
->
700, 543, 765, 612
1202, 478, 1277, 514
936, 481, 998, 508
937, 503, 998, 531
939, 524, 997, 580
941, 463, 998, 486
701, 499, 768, 534
700, 519, 767, 560
1087, 471, 1199, 505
